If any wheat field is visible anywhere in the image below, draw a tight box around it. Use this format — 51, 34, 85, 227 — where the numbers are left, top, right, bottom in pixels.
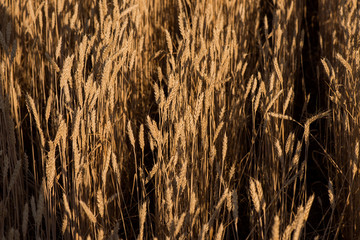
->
0, 0, 359, 239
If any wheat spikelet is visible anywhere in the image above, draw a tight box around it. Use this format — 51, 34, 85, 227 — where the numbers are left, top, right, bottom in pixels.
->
5, 21, 11, 46
46, 140, 56, 190
254, 84, 262, 115
351, 159, 358, 179
101, 59, 113, 95
291, 141, 302, 169
285, 132, 295, 155
153, 83, 160, 103
328, 179, 335, 211
275, 138, 283, 163
177, 160, 187, 192
336, 52, 352, 76
267, 112, 294, 121
35, 179, 45, 231
60, 55, 75, 103
22, 202, 29, 238
45, 52, 60, 72
304, 111, 330, 145
102, 146, 112, 186
138, 201, 147, 240
30, 196, 36, 223
147, 115, 161, 144
199, 223, 209, 240
166, 184, 174, 217
80, 200, 97, 224
215, 223, 224, 240
45, 93, 53, 123
55, 37, 62, 60
321, 58, 330, 78
251, 75, 258, 96
0, 31, 9, 55
265, 90, 283, 113
178, 4, 186, 39
55, 116, 67, 147
255, 178, 265, 211
190, 189, 197, 215
232, 190, 239, 224
119, 4, 138, 19
26, 94, 45, 147
72, 108, 83, 178
283, 87, 293, 114
97, 228, 104, 240
138, 124, 145, 152
8, 159, 22, 194
249, 178, 260, 213
229, 162, 236, 181
10, 39, 17, 64
127, 120, 136, 149
61, 215, 68, 234
63, 193, 71, 217
3, 154, 9, 184
274, 58, 283, 85
271, 215, 280, 240
165, 29, 173, 55
213, 121, 224, 144
269, 72, 275, 93
222, 133, 227, 162
70, 3, 79, 29
97, 189, 104, 218
111, 152, 119, 177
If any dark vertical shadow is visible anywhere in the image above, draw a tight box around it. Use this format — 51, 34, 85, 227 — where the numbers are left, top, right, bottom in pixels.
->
300, 1, 333, 238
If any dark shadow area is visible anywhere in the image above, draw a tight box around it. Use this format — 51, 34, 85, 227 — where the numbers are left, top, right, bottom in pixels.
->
301, 1, 333, 238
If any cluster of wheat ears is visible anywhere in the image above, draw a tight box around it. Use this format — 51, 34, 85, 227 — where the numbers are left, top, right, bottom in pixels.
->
0, 0, 360, 239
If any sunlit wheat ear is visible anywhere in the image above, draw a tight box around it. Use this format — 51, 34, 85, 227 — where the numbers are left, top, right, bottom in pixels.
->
97, 228, 104, 240
63, 193, 71, 218
138, 201, 147, 240
165, 29, 173, 55
45, 93, 53, 123
80, 200, 97, 224
271, 215, 280, 240
215, 223, 224, 240
139, 124, 145, 152
102, 147, 112, 187
127, 120, 136, 149
46, 140, 56, 190
222, 133, 227, 161
97, 189, 104, 218
285, 132, 295, 155
336, 52, 352, 76
328, 179, 335, 211
283, 86, 293, 114
55, 36, 62, 60
61, 215, 68, 234
249, 178, 261, 213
